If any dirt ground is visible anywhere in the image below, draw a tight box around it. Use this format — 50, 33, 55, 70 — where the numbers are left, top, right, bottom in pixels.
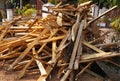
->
0, 64, 103, 81
0, 69, 39, 81
0, 61, 39, 81
0, 69, 103, 81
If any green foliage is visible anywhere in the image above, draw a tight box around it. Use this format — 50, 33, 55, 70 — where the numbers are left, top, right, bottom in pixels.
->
110, 17, 120, 32
16, 4, 37, 16
23, 8, 37, 16
79, 0, 91, 3
92, 0, 120, 8
48, 0, 58, 5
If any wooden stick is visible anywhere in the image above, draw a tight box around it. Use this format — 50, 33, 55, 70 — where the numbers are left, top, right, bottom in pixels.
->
0, 27, 9, 41
18, 58, 34, 78
88, 6, 117, 25
74, 39, 82, 70
79, 65, 105, 80
74, 20, 84, 70
26, 18, 39, 31
82, 41, 105, 53
96, 42, 120, 49
0, 16, 22, 41
71, 12, 82, 41
8, 28, 49, 70
57, 29, 70, 52
61, 19, 84, 81
37, 65, 53, 81
80, 52, 120, 63
76, 62, 93, 78
0, 46, 23, 60
37, 49, 63, 81
52, 41, 56, 63
37, 29, 58, 54
32, 47, 47, 76
78, 1, 92, 9
39, 35, 65, 43
60, 69, 72, 81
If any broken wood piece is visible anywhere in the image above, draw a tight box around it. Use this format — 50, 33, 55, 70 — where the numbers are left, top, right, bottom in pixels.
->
18, 58, 34, 78
76, 62, 93, 78
57, 13, 63, 26
0, 46, 23, 60
60, 69, 72, 81
96, 42, 120, 49
37, 29, 58, 54
27, 18, 39, 31
37, 61, 57, 81
52, 41, 57, 63
89, 36, 105, 44
61, 19, 84, 81
78, 1, 92, 9
82, 41, 105, 53
79, 65, 105, 80
0, 27, 9, 41
88, 6, 117, 25
32, 47, 47, 76
71, 12, 82, 41
74, 39, 82, 70
74, 19, 84, 70
39, 35, 65, 43
0, 2, 119, 81
69, 20, 84, 69
80, 52, 120, 63
8, 28, 49, 70
57, 29, 70, 52
0, 16, 22, 41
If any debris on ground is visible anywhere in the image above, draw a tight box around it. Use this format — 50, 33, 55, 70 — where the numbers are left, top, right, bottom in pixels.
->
0, 1, 120, 81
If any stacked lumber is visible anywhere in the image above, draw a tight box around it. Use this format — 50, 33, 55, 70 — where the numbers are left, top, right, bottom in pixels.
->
0, 1, 120, 81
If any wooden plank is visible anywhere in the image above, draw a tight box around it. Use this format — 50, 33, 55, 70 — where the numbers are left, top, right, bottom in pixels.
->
0, 16, 22, 41
8, 28, 49, 70
52, 41, 56, 63
39, 35, 65, 43
76, 62, 93, 79
37, 29, 58, 54
88, 6, 117, 25
82, 41, 105, 53
74, 39, 82, 70
18, 58, 34, 78
80, 52, 120, 63
61, 19, 84, 81
71, 12, 82, 41
0, 27, 9, 41
57, 29, 70, 52
32, 47, 47, 76
74, 19, 84, 70
37, 65, 53, 81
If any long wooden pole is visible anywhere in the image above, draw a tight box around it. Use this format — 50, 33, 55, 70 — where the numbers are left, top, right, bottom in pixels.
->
88, 6, 117, 25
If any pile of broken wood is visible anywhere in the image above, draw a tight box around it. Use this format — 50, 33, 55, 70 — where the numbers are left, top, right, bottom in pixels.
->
0, 1, 120, 81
